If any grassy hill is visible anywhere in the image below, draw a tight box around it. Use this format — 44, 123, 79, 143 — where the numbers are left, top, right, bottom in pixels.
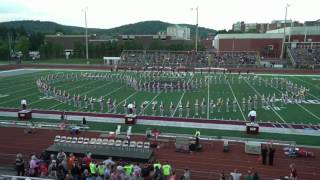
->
0, 20, 216, 38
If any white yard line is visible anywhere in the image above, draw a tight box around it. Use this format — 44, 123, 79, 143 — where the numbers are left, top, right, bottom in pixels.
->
307, 93, 320, 101
102, 85, 126, 98
0, 80, 37, 91
115, 91, 140, 109
255, 74, 320, 77
1, 86, 36, 96
81, 81, 113, 95
17, 68, 112, 73
227, 79, 246, 121
296, 103, 320, 121
171, 92, 186, 117
292, 76, 319, 89
243, 79, 287, 123
172, 74, 194, 117
142, 92, 162, 114
0, 91, 39, 105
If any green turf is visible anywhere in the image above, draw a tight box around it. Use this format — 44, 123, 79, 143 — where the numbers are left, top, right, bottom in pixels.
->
1, 70, 320, 125
0, 58, 103, 65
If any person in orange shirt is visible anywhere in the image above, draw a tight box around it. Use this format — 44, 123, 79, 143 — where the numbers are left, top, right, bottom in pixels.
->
67, 153, 76, 171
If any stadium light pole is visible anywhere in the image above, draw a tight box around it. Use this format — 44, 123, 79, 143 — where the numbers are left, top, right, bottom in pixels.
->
83, 7, 89, 60
190, 7, 199, 52
280, 4, 290, 60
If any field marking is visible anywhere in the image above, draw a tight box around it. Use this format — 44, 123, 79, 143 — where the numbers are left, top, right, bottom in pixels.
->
265, 79, 320, 122
0, 73, 45, 89
102, 85, 126, 98
46, 81, 111, 110
0, 91, 39, 105
226, 78, 246, 121
141, 92, 162, 115
172, 74, 194, 117
0, 80, 38, 91
292, 76, 320, 90
243, 78, 287, 123
0, 71, 53, 94
17, 68, 112, 73
115, 91, 140, 109
296, 103, 320, 121
0, 84, 38, 95
255, 74, 320, 77
0, 69, 44, 78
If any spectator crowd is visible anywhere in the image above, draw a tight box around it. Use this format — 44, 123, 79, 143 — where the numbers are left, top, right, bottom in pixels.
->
120, 50, 258, 69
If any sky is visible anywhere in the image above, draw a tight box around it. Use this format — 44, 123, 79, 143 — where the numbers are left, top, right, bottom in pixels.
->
0, 0, 319, 30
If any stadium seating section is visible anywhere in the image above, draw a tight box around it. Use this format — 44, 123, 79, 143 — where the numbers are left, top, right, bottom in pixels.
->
120, 50, 258, 68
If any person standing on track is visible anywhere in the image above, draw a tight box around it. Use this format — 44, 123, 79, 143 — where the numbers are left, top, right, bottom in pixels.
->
268, 144, 275, 166
289, 163, 298, 180
248, 108, 257, 123
15, 153, 25, 176
261, 144, 268, 165
194, 129, 200, 146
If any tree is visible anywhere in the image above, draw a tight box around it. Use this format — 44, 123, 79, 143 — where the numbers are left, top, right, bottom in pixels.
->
247, 29, 258, 33
73, 41, 85, 58
217, 29, 228, 34
149, 40, 164, 50
52, 43, 63, 58
122, 40, 143, 50
40, 41, 56, 59
29, 33, 44, 51
0, 40, 9, 60
16, 36, 30, 57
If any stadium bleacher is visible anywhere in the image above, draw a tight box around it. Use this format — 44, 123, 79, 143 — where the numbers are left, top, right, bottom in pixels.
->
120, 50, 258, 68
288, 44, 320, 67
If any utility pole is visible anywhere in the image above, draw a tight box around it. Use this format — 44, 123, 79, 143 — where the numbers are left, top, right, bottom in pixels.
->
191, 7, 199, 52
280, 4, 290, 60
7, 32, 13, 62
83, 7, 89, 60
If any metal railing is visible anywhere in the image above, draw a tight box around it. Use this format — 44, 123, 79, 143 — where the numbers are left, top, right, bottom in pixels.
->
286, 48, 296, 67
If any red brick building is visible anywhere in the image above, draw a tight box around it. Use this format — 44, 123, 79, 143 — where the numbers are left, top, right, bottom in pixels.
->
213, 34, 283, 58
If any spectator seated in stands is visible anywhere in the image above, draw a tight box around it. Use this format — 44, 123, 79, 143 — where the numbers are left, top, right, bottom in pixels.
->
289, 45, 320, 66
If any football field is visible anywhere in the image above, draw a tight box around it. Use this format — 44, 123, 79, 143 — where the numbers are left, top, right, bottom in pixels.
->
0, 69, 320, 126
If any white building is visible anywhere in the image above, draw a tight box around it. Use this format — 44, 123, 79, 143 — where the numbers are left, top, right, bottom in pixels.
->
166, 25, 190, 40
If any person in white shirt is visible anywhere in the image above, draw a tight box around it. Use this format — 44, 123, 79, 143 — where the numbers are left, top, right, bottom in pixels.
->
230, 169, 242, 180
103, 157, 115, 166
248, 109, 257, 122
